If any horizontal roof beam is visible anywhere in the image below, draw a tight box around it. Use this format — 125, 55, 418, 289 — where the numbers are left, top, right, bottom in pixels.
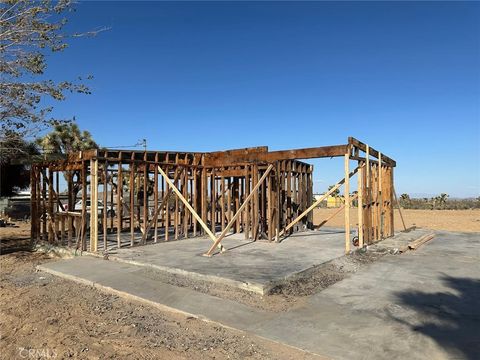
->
203, 144, 349, 166
348, 137, 396, 167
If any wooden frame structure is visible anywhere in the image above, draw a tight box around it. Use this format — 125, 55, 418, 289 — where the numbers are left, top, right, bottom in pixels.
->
30, 137, 396, 256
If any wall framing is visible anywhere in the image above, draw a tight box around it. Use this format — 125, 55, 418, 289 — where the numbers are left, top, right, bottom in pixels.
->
30, 137, 396, 256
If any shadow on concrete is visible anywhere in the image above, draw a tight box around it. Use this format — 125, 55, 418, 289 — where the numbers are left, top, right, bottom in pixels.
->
393, 276, 480, 359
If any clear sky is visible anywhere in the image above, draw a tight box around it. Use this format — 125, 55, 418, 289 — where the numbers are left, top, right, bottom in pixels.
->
43, 1, 479, 197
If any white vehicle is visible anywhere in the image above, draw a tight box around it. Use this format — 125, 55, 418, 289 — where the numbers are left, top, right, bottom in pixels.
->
73, 200, 115, 217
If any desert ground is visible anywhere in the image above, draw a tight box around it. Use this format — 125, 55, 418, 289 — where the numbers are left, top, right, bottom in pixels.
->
0, 250, 318, 359
1, 209, 479, 359
313, 208, 480, 232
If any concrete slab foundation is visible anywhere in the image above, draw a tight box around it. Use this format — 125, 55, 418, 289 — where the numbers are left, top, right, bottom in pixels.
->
104, 228, 348, 294
38, 230, 480, 359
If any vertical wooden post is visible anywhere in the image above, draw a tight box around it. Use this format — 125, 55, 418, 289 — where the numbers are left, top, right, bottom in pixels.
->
244, 166, 250, 239
60, 215, 65, 244
154, 153, 159, 242
174, 168, 179, 240
193, 165, 199, 237
129, 156, 135, 246
41, 170, 47, 241
55, 171, 59, 213
53, 172, 59, 240
165, 166, 170, 241
183, 164, 189, 238
344, 152, 350, 253
48, 168, 54, 243
220, 174, 225, 231
89, 159, 99, 252
240, 176, 244, 232
34, 167, 41, 243
389, 167, 395, 236
117, 154, 123, 248
365, 144, 370, 244
210, 170, 216, 233
286, 161, 292, 229
109, 173, 114, 231
161, 163, 166, 229
81, 161, 87, 251
142, 154, 148, 243
307, 165, 313, 228
358, 161, 364, 248
267, 170, 273, 241
372, 164, 377, 241
30, 167, 37, 245
227, 177, 232, 231
103, 161, 108, 251
378, 153, 383, 239
275, 161, 281, 241
66, 169, 72, 247
234, 177, 240, 233
253, 164, 259, 240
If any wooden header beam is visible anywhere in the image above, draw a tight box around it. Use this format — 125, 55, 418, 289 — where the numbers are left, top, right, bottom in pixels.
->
349, 137, 396, 167
204, 144, 349, 167
34, 138, 395, 169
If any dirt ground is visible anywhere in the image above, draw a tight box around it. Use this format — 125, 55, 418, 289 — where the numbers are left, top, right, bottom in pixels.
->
0, 220, 31, 254
0, 250, 320, 360
313, 208, 480, 233
1, 209, 478, 359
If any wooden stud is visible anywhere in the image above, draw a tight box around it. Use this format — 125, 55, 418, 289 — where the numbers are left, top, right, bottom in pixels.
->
117, 155, 123, 248
221, 175, 225, 231
81, 161, 87, 251
244, 166, 250, 239
358, 162, 364, 248
153, 153, 159, 242
344, 152, 351, 253
103, 161, 108, 251
157, 166, 224, 250
205, 164, 274, 256
90, 159, 99, 252
130, 156, 135, 246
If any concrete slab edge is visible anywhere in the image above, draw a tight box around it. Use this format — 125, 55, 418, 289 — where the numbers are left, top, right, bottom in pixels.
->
105, 255, 267, 295
36, 264, 325, 359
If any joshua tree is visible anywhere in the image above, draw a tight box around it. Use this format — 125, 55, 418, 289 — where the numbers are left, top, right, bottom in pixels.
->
328, 185, 340, 197
36, 122, 97, 157
437, 193, 449, 209
399, 193, 410, 207
36, 122, 98, 205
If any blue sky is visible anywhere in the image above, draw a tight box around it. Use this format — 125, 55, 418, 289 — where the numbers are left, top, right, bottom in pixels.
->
43, 1, 479, 197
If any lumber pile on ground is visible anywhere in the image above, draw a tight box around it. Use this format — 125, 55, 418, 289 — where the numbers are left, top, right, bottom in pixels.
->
399, 232, 435, 253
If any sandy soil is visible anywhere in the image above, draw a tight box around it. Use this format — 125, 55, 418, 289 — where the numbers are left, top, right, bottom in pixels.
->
0, 220, 31, 254
0, 251, 320, 360
313, 208, 480, 233
1, 209, 477, 359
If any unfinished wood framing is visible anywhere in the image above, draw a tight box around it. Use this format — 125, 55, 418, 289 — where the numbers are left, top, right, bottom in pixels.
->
31, 137, 396, 256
